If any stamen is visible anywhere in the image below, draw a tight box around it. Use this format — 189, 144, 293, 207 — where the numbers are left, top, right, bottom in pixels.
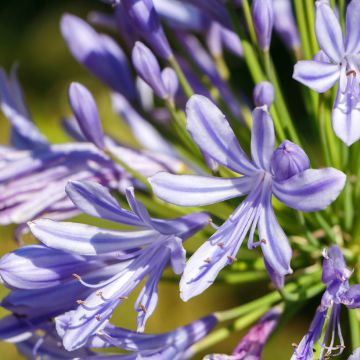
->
261, 239, 267, 244
72, 273, 81, 281
227, 255, 237, 263
291, 343, 298, 349
346, 69, 357, 77
119, 296, 128, 300
95, 314, 101, 321
96, 291, 103, 297
204, 257, 212, 263
76, 300, 86, 305
217, 242, 225, 248
139, 304, 147, 313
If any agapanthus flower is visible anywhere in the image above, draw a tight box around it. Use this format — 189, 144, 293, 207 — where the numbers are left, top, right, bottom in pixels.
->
0, 68, 127, 229
293, 0, 360, 146
58, 314, 217, 359
291, 245, 360, 360
203, 307, 281, 360
150, 95, 346, 300
28, 180, 209, 350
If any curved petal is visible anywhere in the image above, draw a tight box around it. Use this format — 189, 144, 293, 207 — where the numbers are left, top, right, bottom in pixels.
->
66, 181, 144, 227
150, 172, 254, 206
345, 0, 360, 54
293, 60, 340, 93
251, 107, 275, 171
258, 196, 292, 276
315, 1, 344, 62
332, 89, 360, 146
273, 168, 346, 212
342, 284, 360, 309
125, 187, 152, 227
186, 95, 257, 175
29, 219, 160, 255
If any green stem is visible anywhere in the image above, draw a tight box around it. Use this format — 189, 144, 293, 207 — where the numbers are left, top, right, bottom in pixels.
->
344, 177, 354, 232
168, 56, 193, 98
348, 309, 360, 349
305, 0, 318, 55
263, 51, 301, 145
241, 0, 257, 47
294, 0, 312, 59
314, 212, 338, 245
339, 0, 346, 32
318, 94, 332, 166
296, 211, 319, 247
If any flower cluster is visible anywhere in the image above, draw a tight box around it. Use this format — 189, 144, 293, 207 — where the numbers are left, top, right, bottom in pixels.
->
0, 0, 360, 359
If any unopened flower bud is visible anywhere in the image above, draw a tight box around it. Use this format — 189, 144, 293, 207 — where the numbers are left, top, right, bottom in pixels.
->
68, 82, 105, 150
253, 81, 275, 107
271, 140, 310, 181
252, 0, 274, 51
122, 0, 173, 59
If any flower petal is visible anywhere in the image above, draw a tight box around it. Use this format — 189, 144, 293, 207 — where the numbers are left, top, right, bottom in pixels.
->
293, 60, 340, 93
66, 181, 144, 227
251, 107, 275, 171
345, 0, 360, 54
29, 219, 160, 255
258, 195, 292, 276
186, 95, 257, 175
273, 168, 346, 212
332, 89, 360, 146
341, 284, 360, 309
315, 0, 344, 62
150, 172, 254, 206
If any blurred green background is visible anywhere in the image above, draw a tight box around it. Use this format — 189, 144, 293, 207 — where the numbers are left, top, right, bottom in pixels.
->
0, 1, 336, 359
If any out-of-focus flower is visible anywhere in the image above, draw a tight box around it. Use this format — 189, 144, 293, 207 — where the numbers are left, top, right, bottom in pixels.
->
122, 0, 173, 60
28, 180, 209, 350
253, 81, 275, 107
61, 14, 137, 100
203, 307, 281, 360
150, 95, 345, 300
273, 0, 300, 53
291, 246, 360, 360
132, 42, 178, 101
293, 0, 360, 146
348, 348, 360, 360
252, 0, 274, 51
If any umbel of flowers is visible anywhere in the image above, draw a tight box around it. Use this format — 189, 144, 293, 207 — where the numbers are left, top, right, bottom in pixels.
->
0, 0, 359, 359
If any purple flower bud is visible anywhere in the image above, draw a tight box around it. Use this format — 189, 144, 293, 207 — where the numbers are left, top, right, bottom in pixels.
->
161, 67, 178, 101
252, 0, 274, 51
122, 0, 173, 60
206, 22, 222, 57
68, 83, 105, 150
61, 14, 136, 100
132, 42, 168, 99
253, 81, 275, 107
273, 0, 300, 52
271, 140, 310, 181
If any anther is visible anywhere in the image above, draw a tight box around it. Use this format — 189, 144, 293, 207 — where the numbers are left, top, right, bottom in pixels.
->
261, 239, 267, 244
227, 255, 237, 263
96, 291, 103, 297
291, 343, 298, 349
76, 300, 86, 305
72, 273, 81, 281
139, 304, 147, 313
217, 242, 225, 248
204, 257, 212, 263
346, 69, 357, 77
95, 314, 101, 321
119, 296, 128, 300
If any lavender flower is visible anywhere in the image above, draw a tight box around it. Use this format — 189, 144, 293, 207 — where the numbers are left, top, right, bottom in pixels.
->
252, 0, 274, 51
293, 0, 360, 145
349, 348, 360, 360
150, 95, 345, 300
61, 14, 137, 100
292, 246, 360, 359
28, 180, 209, 350
68, 82, 105, 150
122, 0, 173, 60
58, 314, 217, 359
253, 81, 275, 107
132, 42, 178, 101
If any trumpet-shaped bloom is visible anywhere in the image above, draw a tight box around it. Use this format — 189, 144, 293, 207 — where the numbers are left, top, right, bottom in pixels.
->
150, 95, 345, 301
293, 0, 360, 145
28, 180, 209, 350
291, 246, 360, 360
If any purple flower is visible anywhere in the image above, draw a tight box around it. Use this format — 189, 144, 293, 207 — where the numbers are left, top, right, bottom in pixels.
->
349, 348, 360, 360
28, 180, 209, 350
78, 315, 217, 359
273, 0, 300, 52
204, 307, 281, 360
252, 0, 274, 51
292, 246, 360, 360
253, 81, 275, 107
150, 95, 346, 300
293, 0, 360, 145
122, 0, 173, 60
68, 82, 105, 150
61, 14, 137, 100
132, 42, 178, 100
